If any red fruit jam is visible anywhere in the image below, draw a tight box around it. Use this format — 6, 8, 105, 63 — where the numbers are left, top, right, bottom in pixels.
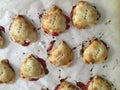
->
22, 41, 30, 46
0, 26, 5, 32
47, 40, 56, 52
54, 84, 60, 90
52, 32, 59, 36
76, 81, 91, 90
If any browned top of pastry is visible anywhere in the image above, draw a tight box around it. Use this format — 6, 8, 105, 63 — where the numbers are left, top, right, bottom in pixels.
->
0, 60, 15, 83
71, 1, 100, 29
42, 6, 70, 36
88, 75, 111, 90
48, 41, 74, 67
81, 38, 108, 64
9, 15, 37, 46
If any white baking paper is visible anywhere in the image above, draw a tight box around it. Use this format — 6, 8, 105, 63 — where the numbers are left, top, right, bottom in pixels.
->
0, 0, 120, 90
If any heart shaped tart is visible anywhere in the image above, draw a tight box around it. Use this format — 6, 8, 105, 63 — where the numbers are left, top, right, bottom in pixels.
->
9, 15, 37, 46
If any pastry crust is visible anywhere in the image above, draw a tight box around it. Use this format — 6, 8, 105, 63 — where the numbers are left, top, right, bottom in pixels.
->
56, 81, 79, 90
0, 60, 15, 83
71, 1, 100, 29
88, 76, 111, 90
48, 41, 74, 67
81, 38, 108, 64
20, 54, 44, 80
9, 15, 37, 46
42, 6, 70, 35
0, 36, 4, 48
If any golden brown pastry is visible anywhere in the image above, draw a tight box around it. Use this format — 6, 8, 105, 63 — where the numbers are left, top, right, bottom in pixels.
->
55, 81, 79, 90
48, 41, 74, 67
20, 54, 48, 81
41, 6, 70, 36
0, 60, 15, 83
81, 38, 108, 64
88, 75, 111, 90
9, 15, 37, 46
0, 26, 5, 48
0, 36, 4, 48
71, 1, 100, 29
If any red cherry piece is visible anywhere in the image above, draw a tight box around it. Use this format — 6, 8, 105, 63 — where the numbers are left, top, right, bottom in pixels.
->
36, 58, 49, 74
66, 24, 70, 30
64, 15, 70, 23
76, 81, 91, 90
22, 41, 30, 46
54, 84, 60, 90
0, 26, 5, 32
76, 82, 86, 90
29, 78, 39, 81
47, 40, 56, 52
63, 14, 70, 30
52, 32, 59, 36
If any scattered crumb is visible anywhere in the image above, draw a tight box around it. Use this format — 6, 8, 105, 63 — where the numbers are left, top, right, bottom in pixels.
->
41, 88, 49, 90
39, 13, 43, 19
98, 32, 104, 39
38, 50, 40, 52
37, 27, 41, 30
103, 65, 108, 68
23, 52, 25, 55
105, 20, 111, 25
43, 9, 46, 11
58, 69, 61, 78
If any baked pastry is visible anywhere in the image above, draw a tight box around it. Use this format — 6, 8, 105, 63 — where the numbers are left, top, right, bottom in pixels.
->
0, 60, 15, 83
0, 36, 4, 48
9, 15, 37, 46
20, 54, 48, 81
0, 26, 5, 48
81, 38, 108, 64
55, 81, 79, 90
87, 75, 111, 90
41, 6, 70, 36
48, 41, 74, 67
71, 1, 100, 29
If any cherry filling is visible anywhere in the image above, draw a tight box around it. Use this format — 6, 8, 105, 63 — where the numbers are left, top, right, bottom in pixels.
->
29, 58, 49, 81
47, 40, 56, 52
76, 81, 91, 90
0, 26, 5, 32
63, 14, 70, 30
70, 6, 76, 19
52, 32, 59, 36
36, 57, 49, 74
29, 78, 39, 81
54, 84, 60, 90
22, 41, 31, 46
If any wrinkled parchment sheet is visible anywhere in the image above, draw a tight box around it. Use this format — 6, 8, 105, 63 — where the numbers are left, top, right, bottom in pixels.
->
0, 0, 120, 90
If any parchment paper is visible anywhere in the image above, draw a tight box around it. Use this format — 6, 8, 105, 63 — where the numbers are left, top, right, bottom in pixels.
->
0, 0, 120, 90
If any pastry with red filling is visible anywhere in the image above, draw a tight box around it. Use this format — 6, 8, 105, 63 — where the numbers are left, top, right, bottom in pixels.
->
48, 41, 74, 67
88, 76, 111, 90
55, 81, 79, 90
71, 1, 100, 29
81, 38, 108, 64
77, 75, 111, 90
41, 6, 70, 36
0, 60, 15, 83
9, 15, 37, 46
20, 54, 48, 81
